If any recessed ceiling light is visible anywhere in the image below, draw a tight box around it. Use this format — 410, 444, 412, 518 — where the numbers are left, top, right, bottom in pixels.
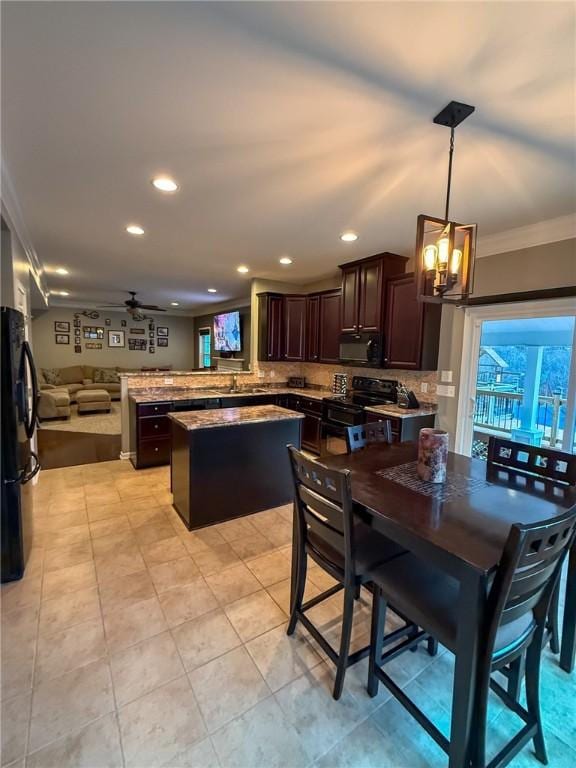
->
237, 265, 249, 274
126, 225, 145, 236
152, 177, 178, 193
56, 290, 70, 296
55, 267, 69, 275
340, 231, 358, 242
170, 301, 180, 306
207, 288, 217, 293
279, 256, 293, 265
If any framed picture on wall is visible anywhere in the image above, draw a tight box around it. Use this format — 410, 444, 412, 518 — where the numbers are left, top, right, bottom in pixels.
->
157, 327, 169, 337
74, 345, 82, 354
54, 321, 70, 333
55, 334, 69, 345
73, 318, 81, 328
149, 332, 154, 339
130, 328, 145, 335
83, 326, 104, 339
85, 342, 102, 350
108, 330, 125, 348
121, 319, 127, 327
105, 318, 111, 326
149, 346, 155, 354
128, 338, 147, 351
157, 337, 168, 347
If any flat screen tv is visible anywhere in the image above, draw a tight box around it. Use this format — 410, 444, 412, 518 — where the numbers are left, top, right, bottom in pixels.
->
214, 311, 241, 352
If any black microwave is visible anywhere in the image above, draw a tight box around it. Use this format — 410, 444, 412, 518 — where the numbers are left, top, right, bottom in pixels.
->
339, 332, 383, 367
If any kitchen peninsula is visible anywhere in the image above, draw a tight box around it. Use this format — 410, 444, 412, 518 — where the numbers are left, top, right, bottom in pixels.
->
169, 404, 303, 529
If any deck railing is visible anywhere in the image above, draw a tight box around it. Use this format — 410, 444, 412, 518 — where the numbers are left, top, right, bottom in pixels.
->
473, 388, 566, 448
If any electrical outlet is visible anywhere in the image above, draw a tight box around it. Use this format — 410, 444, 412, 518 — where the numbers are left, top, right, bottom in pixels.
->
441, 370, 453, 383
437, 383, 455, 397
258, 370, 265, 379
420, 382, 429, 393
270, 370, 275, 379
163, 377, 174, 385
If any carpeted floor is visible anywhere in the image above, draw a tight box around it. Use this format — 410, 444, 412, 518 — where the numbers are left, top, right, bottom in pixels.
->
39, 403, 121, 435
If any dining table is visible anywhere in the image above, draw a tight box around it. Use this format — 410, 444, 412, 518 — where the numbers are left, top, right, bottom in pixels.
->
314, 441, 576, 768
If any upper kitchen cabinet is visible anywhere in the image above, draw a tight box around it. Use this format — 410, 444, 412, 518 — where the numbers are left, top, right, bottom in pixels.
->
318, 290, 341, 363
339, 253, 408, 334
257, 292, 284, 361
306, 294, 320, 362
284, 295, 307, 361
384, 272, 442, 370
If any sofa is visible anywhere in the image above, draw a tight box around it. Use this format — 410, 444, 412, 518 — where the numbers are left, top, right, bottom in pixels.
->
38, 365, 125, 402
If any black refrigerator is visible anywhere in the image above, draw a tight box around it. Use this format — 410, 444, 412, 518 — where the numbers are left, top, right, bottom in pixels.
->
1, 306, 40, 582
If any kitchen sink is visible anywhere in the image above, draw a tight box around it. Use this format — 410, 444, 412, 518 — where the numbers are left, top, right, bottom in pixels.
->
213, 387, 269, 395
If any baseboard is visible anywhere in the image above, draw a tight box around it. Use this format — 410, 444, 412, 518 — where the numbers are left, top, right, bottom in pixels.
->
120, 451, 135, 461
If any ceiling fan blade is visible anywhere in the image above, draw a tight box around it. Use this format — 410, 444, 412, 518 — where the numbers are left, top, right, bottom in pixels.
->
138, 304, 166, 311
97, 304, 126, 308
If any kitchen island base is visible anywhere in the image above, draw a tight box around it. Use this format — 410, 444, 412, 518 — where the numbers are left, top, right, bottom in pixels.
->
171, 413, 302, 530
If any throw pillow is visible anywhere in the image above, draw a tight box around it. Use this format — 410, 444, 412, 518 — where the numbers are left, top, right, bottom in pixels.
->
93, 367, 120, 384
42, 368, 62, 385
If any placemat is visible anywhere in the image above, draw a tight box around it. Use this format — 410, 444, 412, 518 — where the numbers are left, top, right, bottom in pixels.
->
375, 461, 490, 502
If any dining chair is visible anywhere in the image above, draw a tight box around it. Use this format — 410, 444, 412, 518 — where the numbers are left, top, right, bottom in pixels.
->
346, 421, 393, 453
488, 437, 576, 660
366, 508, 576, 768
286, 444, 423, 700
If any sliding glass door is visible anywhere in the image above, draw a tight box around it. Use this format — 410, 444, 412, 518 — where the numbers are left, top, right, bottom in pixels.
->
456, 300, 576, 457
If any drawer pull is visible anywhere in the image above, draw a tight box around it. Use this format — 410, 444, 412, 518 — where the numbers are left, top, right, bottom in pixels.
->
154, 424, 159, 429
154, 447, 159, 452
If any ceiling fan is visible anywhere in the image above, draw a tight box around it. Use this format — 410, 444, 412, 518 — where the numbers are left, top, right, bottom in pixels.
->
98, 291, 167, 321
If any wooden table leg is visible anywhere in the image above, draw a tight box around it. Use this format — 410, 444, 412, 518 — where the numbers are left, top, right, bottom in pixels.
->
449, 571, 486, 768
560, 542, 576, 673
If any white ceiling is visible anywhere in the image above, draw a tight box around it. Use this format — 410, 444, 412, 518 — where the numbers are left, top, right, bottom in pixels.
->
2, 1, 575, 310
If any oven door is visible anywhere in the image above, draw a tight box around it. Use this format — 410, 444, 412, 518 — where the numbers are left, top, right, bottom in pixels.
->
321, 401, 366, 455
339, 333, 383, 367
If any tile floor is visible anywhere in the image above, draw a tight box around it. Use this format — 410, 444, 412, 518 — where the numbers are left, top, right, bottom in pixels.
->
1, 459, 575, 768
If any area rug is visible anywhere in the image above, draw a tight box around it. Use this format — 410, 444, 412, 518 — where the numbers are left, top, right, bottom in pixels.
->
39, 403, 121, 435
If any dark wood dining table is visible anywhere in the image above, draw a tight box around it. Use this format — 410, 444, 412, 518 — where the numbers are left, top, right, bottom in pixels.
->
318, 442, 576, 768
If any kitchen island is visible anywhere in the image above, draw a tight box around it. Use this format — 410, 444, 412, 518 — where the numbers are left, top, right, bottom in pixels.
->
169, 405, 303, 530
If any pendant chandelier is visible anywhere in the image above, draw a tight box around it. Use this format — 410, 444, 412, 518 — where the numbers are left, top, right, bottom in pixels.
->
416, 101, 477, 304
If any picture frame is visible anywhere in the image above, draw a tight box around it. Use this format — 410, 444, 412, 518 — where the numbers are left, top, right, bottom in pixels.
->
157, 326, 169, 337
148, 322, 155, 331
130, 328, 145, 335
85, 342, 102, 350
105, 318, 111, 326
128, 338, 147, 351
74, 345, 82, 354
73, 318, 81, 328
83, 326, 104, 339
121, 319, 127, 327
54, 321, 70, 333
157, 337, 168, 347
149, 346, 155, 354
108, 330, 125, 348
149, 331, 155, 339
55, 334, 69, 344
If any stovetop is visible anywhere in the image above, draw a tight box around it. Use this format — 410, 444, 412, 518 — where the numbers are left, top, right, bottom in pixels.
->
325, 376, 398, 409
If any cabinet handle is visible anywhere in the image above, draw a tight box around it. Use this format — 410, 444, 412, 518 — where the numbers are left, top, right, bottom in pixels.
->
358, 324, 363, 329
154, 424, 159, 429
154, 447, 159, 452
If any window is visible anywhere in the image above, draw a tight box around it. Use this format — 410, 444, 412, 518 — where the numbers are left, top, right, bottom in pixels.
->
198, 328, 211, 369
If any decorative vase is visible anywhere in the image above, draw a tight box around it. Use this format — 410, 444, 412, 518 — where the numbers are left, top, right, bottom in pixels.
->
417, 428, 449, 483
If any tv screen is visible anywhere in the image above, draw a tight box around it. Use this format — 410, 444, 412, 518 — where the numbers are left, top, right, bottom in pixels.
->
214, 311, 241, 352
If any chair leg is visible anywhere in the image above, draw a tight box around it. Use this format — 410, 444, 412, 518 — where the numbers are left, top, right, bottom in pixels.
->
427, 636, 438, 657
287, 548, 307, 636
547, 584, 560, 655
354, 584, 361, 600
367, 587, 386, 698
525, 638, 548, 765
506, 653, 525, 702
333, 585, 355, 700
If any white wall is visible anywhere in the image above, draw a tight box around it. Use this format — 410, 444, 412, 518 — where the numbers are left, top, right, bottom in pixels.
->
32, 307, 196, 370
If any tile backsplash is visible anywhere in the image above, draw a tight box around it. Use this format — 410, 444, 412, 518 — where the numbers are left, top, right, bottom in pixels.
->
126, 361, 437, 403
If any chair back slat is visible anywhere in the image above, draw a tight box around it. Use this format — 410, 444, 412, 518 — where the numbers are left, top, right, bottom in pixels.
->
288, 444, 357, 583
487, 509, 576, 654
487, 437, 576, 485
346, 421, 392, 453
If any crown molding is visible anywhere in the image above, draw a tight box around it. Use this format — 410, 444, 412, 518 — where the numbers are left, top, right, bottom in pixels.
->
1, 153, 49, 300
477, 213, 576, 258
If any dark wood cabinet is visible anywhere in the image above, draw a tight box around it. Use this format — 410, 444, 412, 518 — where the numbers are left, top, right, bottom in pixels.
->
306, 295, 320, 362
131, 401, 173, 469
284, 295, 307, 361
339, 253, 408, 334
284, 394, 323, 453
318, 290, 341, 363
258, 293, 284, 361
384, 272, 441, 370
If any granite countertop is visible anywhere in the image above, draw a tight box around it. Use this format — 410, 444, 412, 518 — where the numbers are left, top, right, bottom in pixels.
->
168, 404, 305, 431
364, 403, 438, 420
128, 386, 333, 404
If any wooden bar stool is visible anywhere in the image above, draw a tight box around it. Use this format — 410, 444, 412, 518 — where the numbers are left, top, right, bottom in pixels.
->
287, 445, 424, 700
367, 509, 576, 768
